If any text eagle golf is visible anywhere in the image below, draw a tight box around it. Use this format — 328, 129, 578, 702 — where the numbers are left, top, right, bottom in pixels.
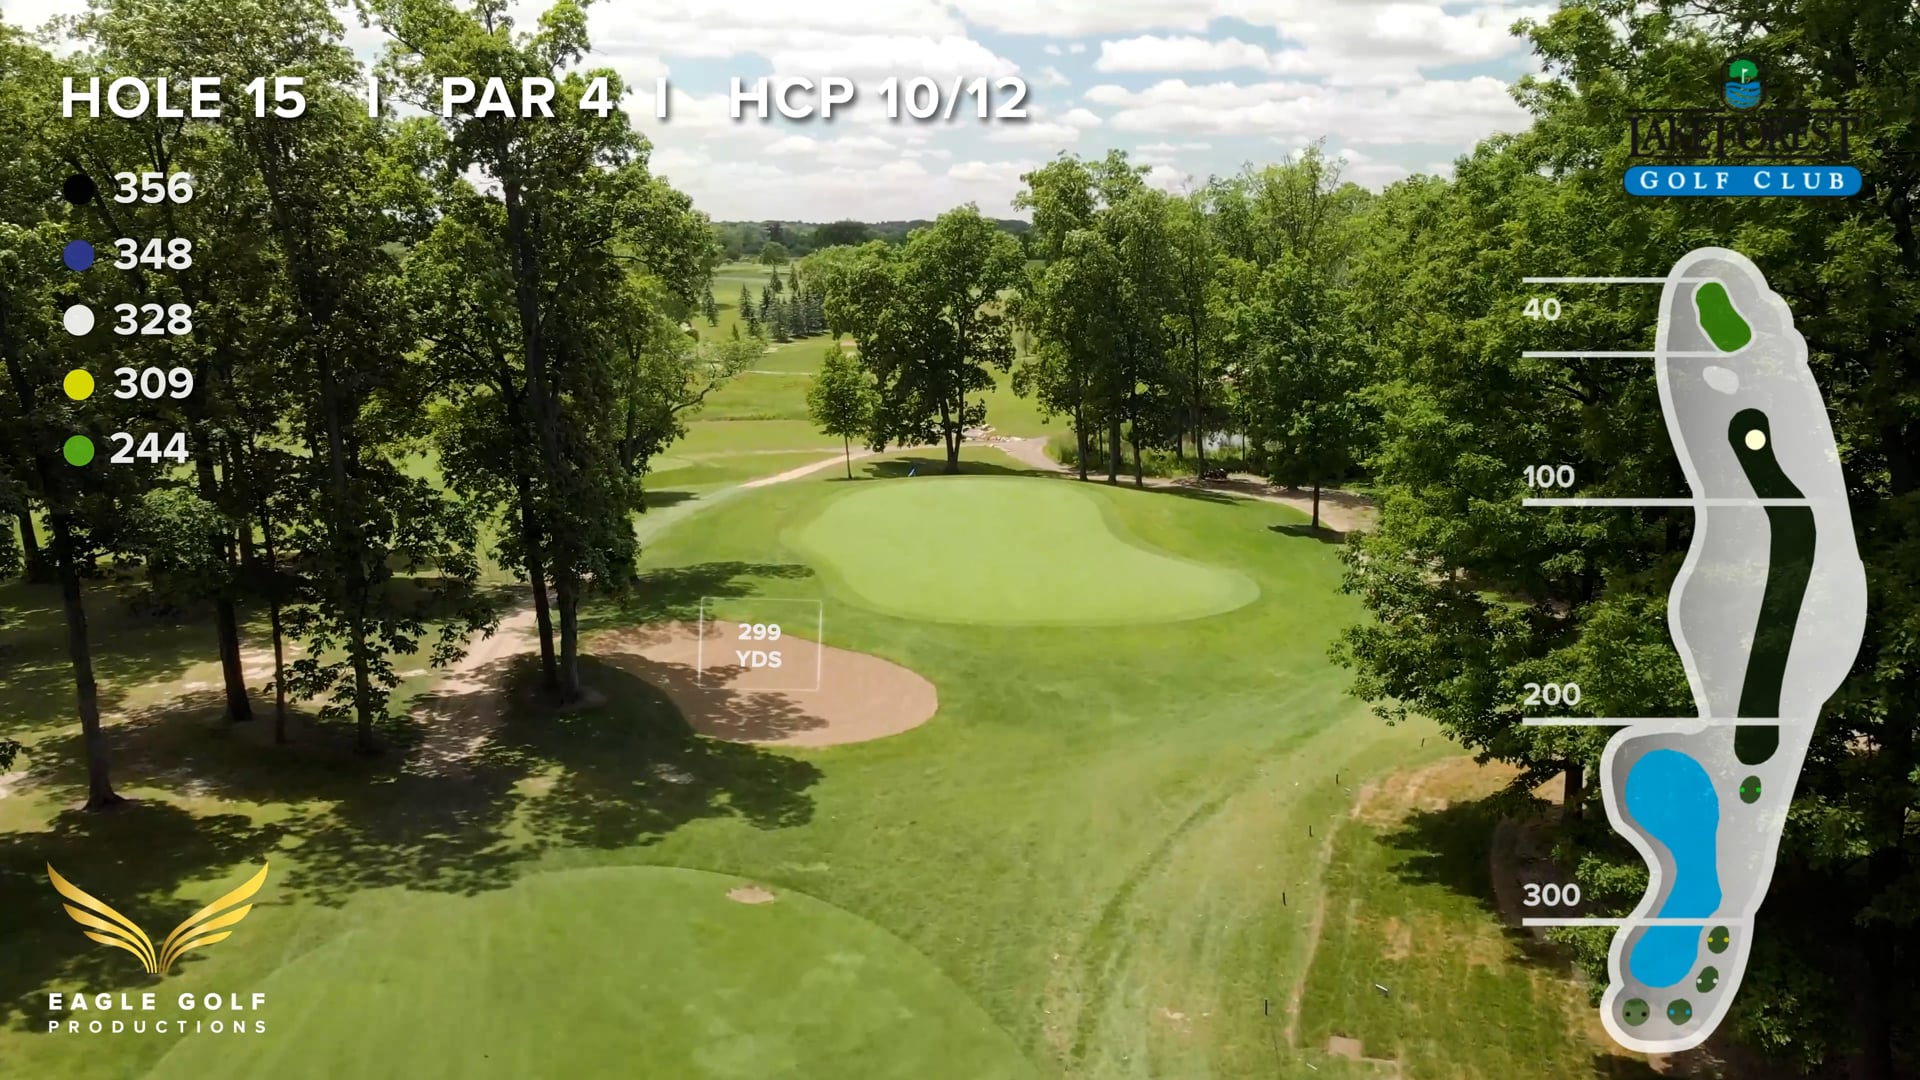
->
44, 992, 268, 1036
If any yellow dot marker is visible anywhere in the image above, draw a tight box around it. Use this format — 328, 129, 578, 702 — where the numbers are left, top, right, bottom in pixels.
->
62, 369, 94, 400
1744, 428, 1766, 451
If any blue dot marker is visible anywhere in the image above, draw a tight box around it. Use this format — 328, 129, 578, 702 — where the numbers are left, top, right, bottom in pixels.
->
62, 240, 94, 272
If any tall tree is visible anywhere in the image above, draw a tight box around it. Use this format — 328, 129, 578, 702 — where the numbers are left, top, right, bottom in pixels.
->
375, 0, 713, 702
807, 346, 876, 478
823, 208, 1023, 473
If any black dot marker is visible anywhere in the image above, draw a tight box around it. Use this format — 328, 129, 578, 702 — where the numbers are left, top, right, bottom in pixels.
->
62, 174, 97, 205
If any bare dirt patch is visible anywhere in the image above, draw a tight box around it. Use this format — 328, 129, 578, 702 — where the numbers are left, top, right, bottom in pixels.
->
595, 620, 937, 748
726, 885, 777, 904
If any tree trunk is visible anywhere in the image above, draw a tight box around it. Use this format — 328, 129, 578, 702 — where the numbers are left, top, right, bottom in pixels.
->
194, 445, 252, 724
1561, 761, 1584, 823
502, 179, 580, 703
15, 508, 50, 582
48, 504, 120, 810
258, 505, 289, 745
1107, 414, 1122, 484
1312, 479, 1322, 531
513, 463, 559, 692
1130, 424, 1144, 489
844, 435, 852, 479
1073, 403, 1089, 482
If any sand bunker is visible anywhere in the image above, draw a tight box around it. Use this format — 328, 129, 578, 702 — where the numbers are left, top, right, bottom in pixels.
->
595, 620, 937, 748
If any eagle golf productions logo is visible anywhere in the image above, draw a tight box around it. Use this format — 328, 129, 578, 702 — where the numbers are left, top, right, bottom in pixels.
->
42, 863, 272, 1037
1625, 54, 1860, 196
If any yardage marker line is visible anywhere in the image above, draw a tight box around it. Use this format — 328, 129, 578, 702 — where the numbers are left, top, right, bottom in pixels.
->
1523, 497, 1814, 508
1523, 917, 1752, 927
1520, 350, 1727, 358
1522, 716, 1798, 727
1521, 276, 1714, 284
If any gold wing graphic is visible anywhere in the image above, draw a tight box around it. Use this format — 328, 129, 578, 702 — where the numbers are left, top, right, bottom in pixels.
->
47, 862, 269, 975
47, 864, 159, 974
157, 863, 270, 973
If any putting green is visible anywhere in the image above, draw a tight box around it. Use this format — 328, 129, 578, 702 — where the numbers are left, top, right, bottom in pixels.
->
146, 867, 1035, 1080
789, 476, 1257, 624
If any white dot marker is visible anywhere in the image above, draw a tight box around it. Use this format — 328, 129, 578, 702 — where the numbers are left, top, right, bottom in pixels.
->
62, 304, 94, 336
1744, 428, 1766, 451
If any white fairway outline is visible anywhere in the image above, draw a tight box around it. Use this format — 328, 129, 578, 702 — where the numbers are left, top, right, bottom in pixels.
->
1597, 247, 1842, 1053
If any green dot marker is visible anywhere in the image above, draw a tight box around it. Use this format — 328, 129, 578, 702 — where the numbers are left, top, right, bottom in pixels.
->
1739, 776, 1762, 803
1667, 999, 1694, 1024
1707, 926, 1731, 954
1696, 966, 1720, 993
62, 435, 94, 466
1622, 998, 1650, 1026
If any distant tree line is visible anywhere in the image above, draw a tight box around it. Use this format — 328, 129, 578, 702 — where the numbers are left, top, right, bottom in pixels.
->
713, 216, 1032, 262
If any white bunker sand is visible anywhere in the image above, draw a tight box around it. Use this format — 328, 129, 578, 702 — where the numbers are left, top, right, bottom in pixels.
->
596, 620, 937, 747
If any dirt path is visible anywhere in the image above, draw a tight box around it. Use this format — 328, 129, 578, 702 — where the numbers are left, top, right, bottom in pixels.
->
740, 448, 877, 488
406, 605, 542, 775
996, 437, 1378, 534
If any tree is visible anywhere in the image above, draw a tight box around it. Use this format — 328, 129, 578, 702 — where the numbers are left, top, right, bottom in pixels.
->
823, 207, 1023, 473
375, 0, 712, 704
814, 219, 873, 247
807, 347, 876, 478
759, 239, 790, 265
1337, 0, 1920, 1070
1163, 192, 1221, 472
702, 288, 718, 326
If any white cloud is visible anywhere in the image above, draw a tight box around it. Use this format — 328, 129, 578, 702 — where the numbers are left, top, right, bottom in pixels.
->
984, 104, 1101, 146
1090, 75, 1527, 147
1144, 164, 1193, 192
1044, 43, 1063, 56
1068, 42, 1088, 54
1096, 35, 1274, 74
1037, 65, 1072, 88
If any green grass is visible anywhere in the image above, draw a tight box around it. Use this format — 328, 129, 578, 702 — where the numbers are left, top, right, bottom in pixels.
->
145, 866, 1036, 1080
788, 475, 1257, 624
1294, 759, 1656, 1078
0, 453, 1609, 1080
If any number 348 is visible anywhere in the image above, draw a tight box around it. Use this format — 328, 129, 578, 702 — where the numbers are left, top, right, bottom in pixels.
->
114, 237, 193, 270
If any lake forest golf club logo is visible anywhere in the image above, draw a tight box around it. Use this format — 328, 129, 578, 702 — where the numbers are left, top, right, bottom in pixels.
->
1725, 58, 1761, 109
47, 863, 270, 975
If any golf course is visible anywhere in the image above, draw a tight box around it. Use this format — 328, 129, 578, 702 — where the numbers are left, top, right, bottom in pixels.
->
17, 0, 1914, 1070
0, 343, 1651, 1077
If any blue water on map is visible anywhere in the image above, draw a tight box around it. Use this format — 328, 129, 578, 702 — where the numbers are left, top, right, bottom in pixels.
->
1624, 749, 1722, 988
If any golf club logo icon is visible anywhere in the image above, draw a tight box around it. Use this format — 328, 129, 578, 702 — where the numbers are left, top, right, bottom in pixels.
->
1723, 58, 1760, 109
47, 863, 270, 975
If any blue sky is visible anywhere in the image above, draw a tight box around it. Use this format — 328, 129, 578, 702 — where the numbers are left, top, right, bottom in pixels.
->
9, 0, 1555, 221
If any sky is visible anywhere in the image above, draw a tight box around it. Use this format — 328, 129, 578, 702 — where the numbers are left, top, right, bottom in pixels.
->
5, 0, 1555, 222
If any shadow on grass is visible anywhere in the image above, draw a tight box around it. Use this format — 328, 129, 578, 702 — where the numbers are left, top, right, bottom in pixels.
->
852, 456, 1052, 480
1377, 794, 1578, 973
641, 489, 699, 510
579, 561, 814, 632
1269, 522, 1347, 545
1, 651, 821, 1031
0, 580, 228, 744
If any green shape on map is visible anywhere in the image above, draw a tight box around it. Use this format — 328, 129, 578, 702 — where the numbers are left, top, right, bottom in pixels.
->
62, 435, 94, 466
1695, 282, 1753, 351
1696, 966, 1720, 992
1707, 926, 1731, 953
1729, 59, 1758, 82
1667, 999, 1694, 1024
1739, 776, 1762, 803
1622, 998, 1651, 1026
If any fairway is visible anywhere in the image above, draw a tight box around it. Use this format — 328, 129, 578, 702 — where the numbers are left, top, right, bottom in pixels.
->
145, 867, 1034, 1080
789, 476, 1258, 625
